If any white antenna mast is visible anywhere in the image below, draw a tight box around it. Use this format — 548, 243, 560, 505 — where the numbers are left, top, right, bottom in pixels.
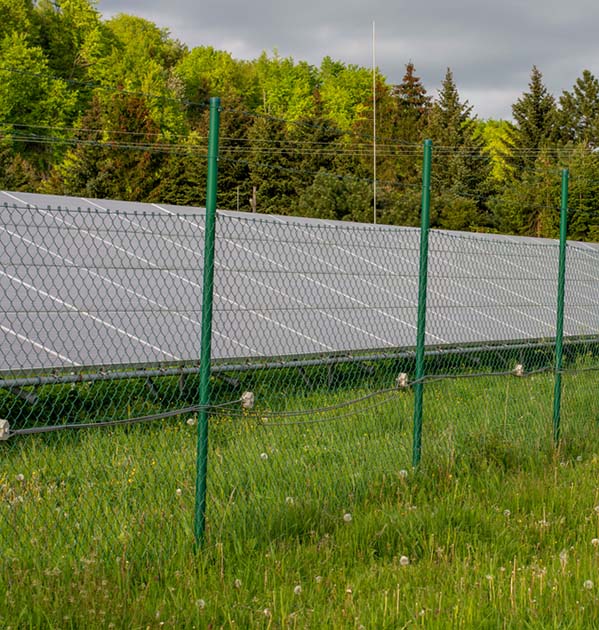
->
372, 20, 377, 225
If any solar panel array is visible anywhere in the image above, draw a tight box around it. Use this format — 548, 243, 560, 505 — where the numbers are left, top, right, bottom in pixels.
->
2, 190, 599, 377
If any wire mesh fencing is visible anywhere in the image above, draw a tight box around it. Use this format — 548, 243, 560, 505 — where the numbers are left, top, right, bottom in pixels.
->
2, 185, 599, 573
0, 202, 208, 563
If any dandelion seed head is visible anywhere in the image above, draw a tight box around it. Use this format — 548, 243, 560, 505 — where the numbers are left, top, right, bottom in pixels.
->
594, 505, 599, 514
234, 578, 242, 589
15, 474, 24, 482
285, 496, 294, 505
503, 509, 511, 517
260, 452, 268, 460
398, 469, 408, 479
343, 512, 352, 522
186, 417, 196, 426
592, 538, 599, 547
315, 575, 322, 583
196, 599, 206, 609
400, 555, 410, 566
577, 455, 583, 462
585, 580, 594, 590
175, 488, 182, 497
294, 584, 302, 595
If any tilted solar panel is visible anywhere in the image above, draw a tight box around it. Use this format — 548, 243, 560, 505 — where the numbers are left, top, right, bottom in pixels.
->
2, 190, 599, 378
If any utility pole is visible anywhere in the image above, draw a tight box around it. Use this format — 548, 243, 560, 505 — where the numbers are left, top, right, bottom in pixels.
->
372, 20, 377, 225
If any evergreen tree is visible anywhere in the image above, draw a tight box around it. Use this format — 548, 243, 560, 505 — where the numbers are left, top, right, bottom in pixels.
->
558, 70, 599, 148
0, 143, 39, 191
247, 115, 298, 215
147, 133, 206, 207
492, 148, 560, 237
504, 66, 557, 175
47, 93, 163, 200
565, 144, 599, 241
391, 62, 431, 120
296, 171, 372, 222
391, 62, 431, 186
212, 97, 253, 211
425, 68, 492, 229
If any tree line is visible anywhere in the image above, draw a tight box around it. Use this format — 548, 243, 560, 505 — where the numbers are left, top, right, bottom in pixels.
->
2, 0, 599, 240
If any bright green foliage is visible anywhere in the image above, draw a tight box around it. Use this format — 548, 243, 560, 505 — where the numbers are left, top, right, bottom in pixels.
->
319, 56, 373, 131
86, 14, 186, 135
0, 33, 76, 125
33, 0, 104, 81
0, 32, 77, 169
477, 118, 512, 183
254, 51, 317, 121
558, 70, 599, 148
174, 46, 258, 108
4, 1, 599, 241
0, 0, 35, 43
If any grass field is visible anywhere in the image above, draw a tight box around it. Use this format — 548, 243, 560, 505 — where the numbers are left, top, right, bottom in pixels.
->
3, 367, 599, 628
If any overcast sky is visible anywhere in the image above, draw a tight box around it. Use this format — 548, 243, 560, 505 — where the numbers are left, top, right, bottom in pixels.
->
96, 0, 599, 120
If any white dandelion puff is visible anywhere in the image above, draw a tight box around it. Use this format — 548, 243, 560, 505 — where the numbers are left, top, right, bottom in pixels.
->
260, 452, 268, 460
294, 584, 302, 595
584, 580, 594, 590
343, 512, 352, 523
400, 555, 410, 566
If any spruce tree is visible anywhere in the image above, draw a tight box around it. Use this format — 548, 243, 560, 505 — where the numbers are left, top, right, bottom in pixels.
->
504, 66, 557, 176
558, 70, 599, 148
391, 62, 431, 183
425, 68, 492, 229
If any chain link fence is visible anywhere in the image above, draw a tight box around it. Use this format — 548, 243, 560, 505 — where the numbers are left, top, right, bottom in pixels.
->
2, 177, 599, 576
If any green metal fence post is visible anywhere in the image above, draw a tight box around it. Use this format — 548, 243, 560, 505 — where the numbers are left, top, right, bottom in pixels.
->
194, 96, 220, 545
412, 139, 432, 467
552, 168, 569, 445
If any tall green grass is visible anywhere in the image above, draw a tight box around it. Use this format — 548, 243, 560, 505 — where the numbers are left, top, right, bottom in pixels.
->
2, 369, 599, 627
